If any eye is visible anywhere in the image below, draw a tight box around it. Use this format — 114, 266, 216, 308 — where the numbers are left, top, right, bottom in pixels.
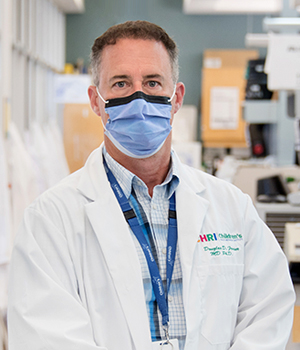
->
114, 81, 126, 88
147, 81, 159, 88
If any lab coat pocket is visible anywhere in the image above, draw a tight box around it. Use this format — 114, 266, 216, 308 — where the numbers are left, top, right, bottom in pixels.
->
197, 264, 244, 345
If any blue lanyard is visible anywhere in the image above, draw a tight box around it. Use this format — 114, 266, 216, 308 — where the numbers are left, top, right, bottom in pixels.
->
103, 157, 177, 329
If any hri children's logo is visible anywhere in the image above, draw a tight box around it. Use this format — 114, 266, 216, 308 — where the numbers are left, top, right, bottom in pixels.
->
197, 233, 242, 243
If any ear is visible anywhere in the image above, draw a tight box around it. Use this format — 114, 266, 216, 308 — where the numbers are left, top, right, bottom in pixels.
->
88, 85, 101, 116
173, 82, 185, 114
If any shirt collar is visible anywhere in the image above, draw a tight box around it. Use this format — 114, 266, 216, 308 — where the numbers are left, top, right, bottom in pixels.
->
167, 150, 180, 199
103, 147, 180, 199
103, 147, 134, 199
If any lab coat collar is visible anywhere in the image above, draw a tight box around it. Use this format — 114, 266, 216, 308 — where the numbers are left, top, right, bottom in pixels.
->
76, 143, 208, 202
76, 143, 108, 202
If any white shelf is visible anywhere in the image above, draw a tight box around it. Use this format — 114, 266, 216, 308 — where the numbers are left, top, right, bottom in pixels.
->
263, 17, 300, 31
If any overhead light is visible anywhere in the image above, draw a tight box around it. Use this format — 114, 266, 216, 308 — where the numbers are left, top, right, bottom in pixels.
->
183, 0, 282, 15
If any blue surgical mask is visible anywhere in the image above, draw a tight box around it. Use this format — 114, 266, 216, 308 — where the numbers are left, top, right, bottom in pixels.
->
97, 88, 176, 159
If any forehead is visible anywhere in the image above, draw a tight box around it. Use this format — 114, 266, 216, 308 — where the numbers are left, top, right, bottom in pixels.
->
99, 38, 173, 79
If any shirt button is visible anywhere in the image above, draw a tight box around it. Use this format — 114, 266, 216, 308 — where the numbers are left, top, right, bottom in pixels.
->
168, 296, 173, 302
152, 204, 157, 210
162, 248, 167, 255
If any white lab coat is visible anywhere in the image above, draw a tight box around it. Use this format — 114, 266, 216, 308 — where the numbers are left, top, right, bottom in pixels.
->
6, 122, 40, 247
0, 130, 10, 265
8, 144, 295, 350
24, 122, 70, 194
0, 130, 10, 316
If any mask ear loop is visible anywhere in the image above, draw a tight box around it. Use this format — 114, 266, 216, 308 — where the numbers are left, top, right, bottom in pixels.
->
96, 86, 109, 104
168, 86, 176, 103
95, 86, 108, 131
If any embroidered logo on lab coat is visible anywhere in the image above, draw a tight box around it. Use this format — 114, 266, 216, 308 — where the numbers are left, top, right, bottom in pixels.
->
197, 233, 242, 256
197, 233, 242, 243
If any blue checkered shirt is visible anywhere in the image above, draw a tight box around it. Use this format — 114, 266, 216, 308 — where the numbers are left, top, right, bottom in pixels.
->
103, 148, 186, 349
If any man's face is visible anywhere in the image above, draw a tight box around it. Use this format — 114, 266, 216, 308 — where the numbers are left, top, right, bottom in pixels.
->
89, 38, 183, 126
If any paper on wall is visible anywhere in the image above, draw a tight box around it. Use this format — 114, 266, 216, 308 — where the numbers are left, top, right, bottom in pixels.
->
265, 33, 300, 90
172, 105, 198, 142
203, 57, 222, 69
209, 87, 239, 130
172, 141, 202, 169
55, 74, 91, 104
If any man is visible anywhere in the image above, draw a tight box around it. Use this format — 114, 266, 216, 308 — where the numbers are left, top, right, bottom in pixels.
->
8, 21, 295, 350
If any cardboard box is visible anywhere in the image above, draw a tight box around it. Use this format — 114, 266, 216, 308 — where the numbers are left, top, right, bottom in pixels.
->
63, 104, 104, 173
201, 49, 259, 148
293, 305, 300, 342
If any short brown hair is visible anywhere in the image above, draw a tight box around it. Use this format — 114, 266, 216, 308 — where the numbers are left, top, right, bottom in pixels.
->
90, 20, 179, 87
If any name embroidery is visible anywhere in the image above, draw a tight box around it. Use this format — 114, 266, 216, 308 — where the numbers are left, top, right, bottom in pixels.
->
203, 245, 239, 256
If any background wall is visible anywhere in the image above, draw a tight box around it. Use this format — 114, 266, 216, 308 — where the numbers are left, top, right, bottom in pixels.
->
66, 0, 267, 107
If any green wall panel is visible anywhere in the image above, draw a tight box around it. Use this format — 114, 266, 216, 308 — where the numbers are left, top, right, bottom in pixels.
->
66, 0, 266, 107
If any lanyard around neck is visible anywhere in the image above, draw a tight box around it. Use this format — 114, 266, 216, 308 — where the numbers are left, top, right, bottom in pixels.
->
103, 156, 178, 329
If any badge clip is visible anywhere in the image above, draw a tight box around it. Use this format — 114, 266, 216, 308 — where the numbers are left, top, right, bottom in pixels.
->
160, 339, 174, 349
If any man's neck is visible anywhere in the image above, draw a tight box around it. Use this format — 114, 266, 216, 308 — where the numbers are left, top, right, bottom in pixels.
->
104, 136, 172, 197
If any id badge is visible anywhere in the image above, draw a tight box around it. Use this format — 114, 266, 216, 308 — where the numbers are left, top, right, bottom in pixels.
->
152, 339, 179, 350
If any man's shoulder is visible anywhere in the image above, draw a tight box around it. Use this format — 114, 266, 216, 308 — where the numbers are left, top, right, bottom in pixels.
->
180, 162, 238, 187
179, 162, 248, 201
31, 145, 105, 209
28, 168, 86, 213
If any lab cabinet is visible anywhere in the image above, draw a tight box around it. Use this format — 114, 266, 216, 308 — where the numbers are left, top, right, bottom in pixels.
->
242, 91, 295, 166
243, 100, 278, 124
256, 202, 300, 249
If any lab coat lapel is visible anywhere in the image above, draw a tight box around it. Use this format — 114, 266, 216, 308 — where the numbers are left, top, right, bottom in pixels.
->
85, 200, 152, 350
175, 153, 209, 292
176, 182, 209, 291
78, 146, 152, 350
175, 155, 209, 343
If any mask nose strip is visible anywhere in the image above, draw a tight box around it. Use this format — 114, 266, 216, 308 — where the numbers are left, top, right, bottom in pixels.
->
97, 86, 176, 104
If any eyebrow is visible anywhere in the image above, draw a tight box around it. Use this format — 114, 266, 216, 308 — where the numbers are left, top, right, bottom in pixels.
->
109, 74, 165, 84
109, 75, 130, 84
144, 74, 164, 82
